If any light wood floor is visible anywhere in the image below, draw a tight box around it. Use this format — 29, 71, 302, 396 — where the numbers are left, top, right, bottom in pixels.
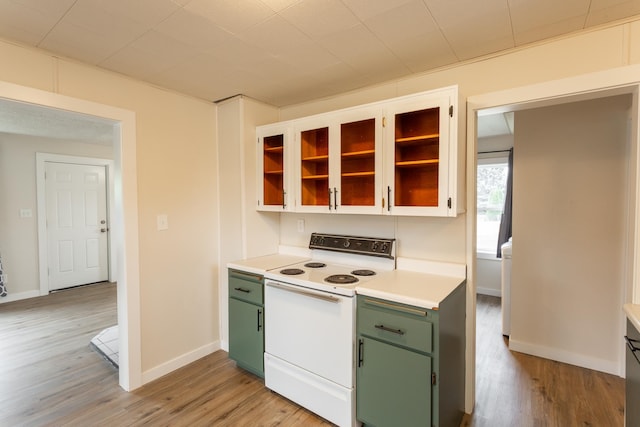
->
0, 286, 624, 426
460, 295, 624, 427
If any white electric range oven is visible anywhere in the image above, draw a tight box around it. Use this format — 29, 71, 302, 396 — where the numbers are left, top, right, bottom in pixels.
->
264, 233, 395, 427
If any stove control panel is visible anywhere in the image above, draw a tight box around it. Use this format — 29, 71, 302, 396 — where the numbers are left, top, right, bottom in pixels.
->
309, 233, 395, 259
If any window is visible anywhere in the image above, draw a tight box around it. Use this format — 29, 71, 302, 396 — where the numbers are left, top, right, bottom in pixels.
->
477, 156, 509, 255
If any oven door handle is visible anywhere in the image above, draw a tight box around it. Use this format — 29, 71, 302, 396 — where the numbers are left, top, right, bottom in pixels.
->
267, 281, 340, 303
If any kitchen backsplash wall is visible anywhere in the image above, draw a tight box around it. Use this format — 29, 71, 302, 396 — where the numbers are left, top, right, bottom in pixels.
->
279, 213, 466, 264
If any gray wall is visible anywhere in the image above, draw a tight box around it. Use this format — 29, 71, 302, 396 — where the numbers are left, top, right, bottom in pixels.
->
510, 95, 631, 373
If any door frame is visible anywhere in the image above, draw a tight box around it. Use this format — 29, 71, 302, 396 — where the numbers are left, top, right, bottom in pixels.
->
0, 79, 142, 392
36, 153, 116, 293
465, 64, 640, 412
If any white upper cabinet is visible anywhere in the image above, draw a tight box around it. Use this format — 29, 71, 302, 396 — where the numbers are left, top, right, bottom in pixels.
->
256, 85, 459, 217
257, 122, 293, 211
382, 88, 456, 217
294, 107, 383, 214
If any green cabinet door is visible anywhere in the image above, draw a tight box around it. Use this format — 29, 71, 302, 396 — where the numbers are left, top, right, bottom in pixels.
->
228, 298, 264, 377
357, 336, 432, 427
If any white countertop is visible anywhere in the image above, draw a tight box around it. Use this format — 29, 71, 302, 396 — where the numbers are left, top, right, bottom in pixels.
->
624, 304, 640, 332
356, 269, 466, 310
227, 254, 309, 276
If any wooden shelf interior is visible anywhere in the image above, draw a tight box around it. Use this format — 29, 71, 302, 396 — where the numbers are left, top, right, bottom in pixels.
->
394, 107, 440, 207
301, 127, 329, 206
341, 118, 375, 206
395, 167, 438, 207
263, 134, 284, 206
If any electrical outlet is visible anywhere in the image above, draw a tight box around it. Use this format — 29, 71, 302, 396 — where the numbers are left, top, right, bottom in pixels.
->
297, 219, 305, 233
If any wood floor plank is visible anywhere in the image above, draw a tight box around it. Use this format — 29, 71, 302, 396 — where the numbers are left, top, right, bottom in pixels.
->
0, 286, 625, 426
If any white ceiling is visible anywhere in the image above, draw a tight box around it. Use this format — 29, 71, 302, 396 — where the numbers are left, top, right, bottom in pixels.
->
1, 0, 639, 108
0, 98, 116, 145
478, 112, 515, 138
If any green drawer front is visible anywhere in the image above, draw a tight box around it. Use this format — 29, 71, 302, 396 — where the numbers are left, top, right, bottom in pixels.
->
358, 297, 433, 354
229, 269, 263, 305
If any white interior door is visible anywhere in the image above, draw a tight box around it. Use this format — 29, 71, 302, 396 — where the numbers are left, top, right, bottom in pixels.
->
46, 162, 109, 291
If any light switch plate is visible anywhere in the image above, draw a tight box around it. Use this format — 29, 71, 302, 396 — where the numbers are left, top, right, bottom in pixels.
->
157, 214, 169, 231
20, 208, 32, 218
297, 219, 305, 233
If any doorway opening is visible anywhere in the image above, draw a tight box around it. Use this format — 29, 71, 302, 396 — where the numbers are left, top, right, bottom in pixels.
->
0, 81, 141, 391
466, 67, 640, 415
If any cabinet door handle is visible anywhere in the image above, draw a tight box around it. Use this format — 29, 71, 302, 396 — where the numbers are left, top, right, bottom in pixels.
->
234, 287, 251, 293
328, 187, 333, 210
257, 309, 262, 332
358, 339, 364, 367
267, 281, 340, 303
333, 187, 338, 210
387, 186, 391, 212
625, 336, 640, 352
282, 190, 286, 209
375, 324, 405, 335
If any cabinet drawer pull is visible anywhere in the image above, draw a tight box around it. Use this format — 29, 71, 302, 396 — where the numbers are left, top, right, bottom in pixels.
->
374, 324, 405, 335
364, 298, 428, 316
234, 287, 251, 293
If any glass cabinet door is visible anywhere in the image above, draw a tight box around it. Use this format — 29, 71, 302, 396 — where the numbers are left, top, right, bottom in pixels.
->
300, 126, 330, 207
263, 134, 284, 206
257, 124, 291, 211
394, 107, 440, 207
384, 92, 453, 216
340, 118, 376, 208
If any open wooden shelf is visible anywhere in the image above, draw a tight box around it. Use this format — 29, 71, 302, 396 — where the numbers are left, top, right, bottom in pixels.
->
342, 149, 375, 158
395, 159, 439, 167
342, 171, 375, 177
302, 174, 329, 180
264, 146, 284, 153
395, 134, 439, 144
302, 154, 329, 162
264, 170, 283, 174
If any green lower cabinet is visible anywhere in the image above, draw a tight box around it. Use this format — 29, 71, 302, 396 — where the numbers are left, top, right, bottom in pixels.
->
356, 287, 466, 427
228, 269, 265, 377
228, 298, 264, 376
357, 336, 432, 427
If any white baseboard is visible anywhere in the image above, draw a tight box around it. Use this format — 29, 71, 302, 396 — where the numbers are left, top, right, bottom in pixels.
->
508, 338, 620, 376
141, 340, 221, 384
0, 290, 41, 304
476, 287, 501, 297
